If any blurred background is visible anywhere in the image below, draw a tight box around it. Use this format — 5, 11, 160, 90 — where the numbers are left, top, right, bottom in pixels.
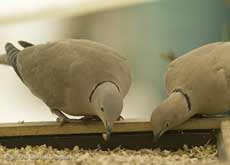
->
0, 0, 229, 122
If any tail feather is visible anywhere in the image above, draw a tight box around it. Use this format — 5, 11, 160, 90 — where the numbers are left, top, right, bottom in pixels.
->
160, 51, 177, 62
5, 42, 23, 80
5, 42, 19, 66
18, 40, 34, 48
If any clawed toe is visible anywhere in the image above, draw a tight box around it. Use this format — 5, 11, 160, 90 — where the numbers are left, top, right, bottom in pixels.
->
117, 116, 124, 121
56, 117, 70, 125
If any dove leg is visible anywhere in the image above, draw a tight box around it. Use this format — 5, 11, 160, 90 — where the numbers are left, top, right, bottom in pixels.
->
52, 110, 104, 124
117, 116, 124, 121
51, 109, 72, 125
80, 115, 124, 121
80, 115, 101, 121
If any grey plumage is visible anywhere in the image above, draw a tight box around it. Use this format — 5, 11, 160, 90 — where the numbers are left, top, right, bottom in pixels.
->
5, 43, 19, 64
18, 41, 34, 48
0, 41, 34, 66
5, 43, 23, 80
3, 39, 132, 140
151, 42, 230, 140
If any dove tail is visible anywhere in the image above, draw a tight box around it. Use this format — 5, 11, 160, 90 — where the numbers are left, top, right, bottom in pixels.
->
5, 43, 23, 80
5, 43, 19, 66
18, 40, 34, 48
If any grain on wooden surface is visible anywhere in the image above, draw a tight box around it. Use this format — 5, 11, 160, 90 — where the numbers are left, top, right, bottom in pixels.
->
0, 144, 218, 165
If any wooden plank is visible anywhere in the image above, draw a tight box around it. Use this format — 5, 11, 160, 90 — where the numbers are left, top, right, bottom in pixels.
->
218, 120, 230, 161
0, 130, 216, 150
217, 132, 227, 161
0, 117, 228, 137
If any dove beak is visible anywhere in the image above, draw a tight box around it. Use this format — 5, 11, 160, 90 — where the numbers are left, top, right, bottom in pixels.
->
153, 131, 163, 143
106, 121, 112, 133
102, 121, 112, 141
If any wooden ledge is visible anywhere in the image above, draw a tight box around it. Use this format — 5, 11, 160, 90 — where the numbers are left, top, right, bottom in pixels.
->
0, 117, 229, 137
217, 120, 230, 161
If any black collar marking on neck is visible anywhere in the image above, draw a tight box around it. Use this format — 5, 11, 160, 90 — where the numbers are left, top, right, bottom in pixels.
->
173, 88, 191, 111
89, 81, 120, 102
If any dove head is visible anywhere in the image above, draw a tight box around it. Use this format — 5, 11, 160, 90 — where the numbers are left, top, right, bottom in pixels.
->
151, 91, 194, 142
91, 82, 123, 140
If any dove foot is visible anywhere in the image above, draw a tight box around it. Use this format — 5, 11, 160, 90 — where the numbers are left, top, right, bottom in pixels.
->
56, 117, 71, 125
117, 115, 124, 121
80, 115, 101, 121
51, 109, 72, 125
56, 117, 85, 125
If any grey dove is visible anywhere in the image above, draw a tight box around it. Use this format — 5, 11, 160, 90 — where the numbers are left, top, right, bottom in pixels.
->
151, 42, 230, 140
1, 39, 132, 140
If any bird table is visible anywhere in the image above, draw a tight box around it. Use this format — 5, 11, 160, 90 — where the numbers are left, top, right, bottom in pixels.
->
0, 117, 229, 161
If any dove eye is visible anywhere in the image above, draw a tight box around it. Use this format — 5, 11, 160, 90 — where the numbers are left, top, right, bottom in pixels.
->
165, 122, 169, 128
100, 107, 104, 112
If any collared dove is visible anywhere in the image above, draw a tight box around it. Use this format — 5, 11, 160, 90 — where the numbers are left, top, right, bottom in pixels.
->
2, 39, 132, 140
151, 42, 230, 140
